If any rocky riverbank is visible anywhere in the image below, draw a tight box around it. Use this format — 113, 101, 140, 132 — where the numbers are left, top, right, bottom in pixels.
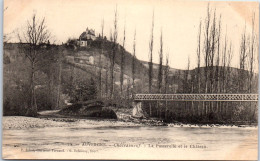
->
3, 115, 257, 131
3, 103, 257, 130
2, 116, 143, 130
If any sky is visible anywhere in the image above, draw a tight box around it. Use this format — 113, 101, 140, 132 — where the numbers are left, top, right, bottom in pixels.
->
4, 0, 259, 70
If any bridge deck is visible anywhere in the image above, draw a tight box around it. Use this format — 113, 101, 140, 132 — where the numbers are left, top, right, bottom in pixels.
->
134, 94, 258, 102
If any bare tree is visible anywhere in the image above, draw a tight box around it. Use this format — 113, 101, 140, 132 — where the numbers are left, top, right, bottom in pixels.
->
126, 78, 131, 107
56, 47, 63, 109
132, 29, 136, 90
209, 9, 217, 93
148, 10, 155, 116
156, 30, 164, 118
158, 29, 163, 93
248, 12, 255, 93
225, 42, 233, 116
247, 12, 257, 120
215, 15, 221, 93
184, 56, 190, 113
148, 10, 154, 93
226, 42, 233, 93
120, 20, 126, 95
214, 15, 221, 112
197, 20, 202, 93
3, 31, 14, 44
98, 18, 104, 98
239, 23, 247, 93
110, 6, 118, 99
164, 52, 169, 119
17, 13, 50, 116
203, 4, 211, 94
184, 56, 190, 93
200, 4, 226, 115
201, 5, 224, 114
106, 30, 113, 98
164, 52, 170, 94
105, 62, 109, 98
3, 6, 11, 44
221, 29, 227, 93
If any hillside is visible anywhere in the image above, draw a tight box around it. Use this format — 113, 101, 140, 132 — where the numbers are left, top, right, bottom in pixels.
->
64, 39, 190, 93
62, 39, 259, 95
3, 41, 258, 117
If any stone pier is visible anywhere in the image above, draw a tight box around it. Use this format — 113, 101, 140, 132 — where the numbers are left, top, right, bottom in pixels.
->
132, 101, 145, 118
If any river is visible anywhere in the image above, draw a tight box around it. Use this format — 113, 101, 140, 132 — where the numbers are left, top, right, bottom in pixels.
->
2, 118, 258, 160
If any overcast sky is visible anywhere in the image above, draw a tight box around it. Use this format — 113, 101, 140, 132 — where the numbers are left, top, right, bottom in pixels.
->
4, 0, 259, 70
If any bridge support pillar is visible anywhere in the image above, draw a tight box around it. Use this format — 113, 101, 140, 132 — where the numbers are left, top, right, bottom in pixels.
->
132, 101, 144, 118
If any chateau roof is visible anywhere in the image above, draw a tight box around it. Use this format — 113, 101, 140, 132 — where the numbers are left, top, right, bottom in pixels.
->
79, 28, 95, 40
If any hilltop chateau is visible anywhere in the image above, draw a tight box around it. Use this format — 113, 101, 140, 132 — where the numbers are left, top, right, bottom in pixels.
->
77, 28, 96, 47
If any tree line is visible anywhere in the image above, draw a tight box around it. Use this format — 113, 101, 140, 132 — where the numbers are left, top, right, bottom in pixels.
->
143, 4, 258, 123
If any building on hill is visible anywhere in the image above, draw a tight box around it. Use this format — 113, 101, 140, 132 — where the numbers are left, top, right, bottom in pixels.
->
77, 28, 96, 47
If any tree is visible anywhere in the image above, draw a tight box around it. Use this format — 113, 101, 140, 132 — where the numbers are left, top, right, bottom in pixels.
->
157, 29, 163, 93
209, 9, 217, 93
88, 77, 98, 100
132, 29, 136, 90
164, 52, 170, 94
105, 62, 109, 98
3, 7, 12, 44
215, 15, 221, 112
247, 13, 257, 120
226, 42, 233, 93
3, 31, 14, 44
200, 5, 223, 115
56, 47, 63, 109
148, 10, 155, 116
164, 52, 169, 119
196, 20, 202, 93
148, 10, 154, 93
70, 77, 97, 102
248, 12, 256, 93
183, 56, 190, 93
120, 20, 126, 95
98, 18, 104, 98
17, 13, 51, 116
221, 30, 227, 93
239, 23, 247, 92
110, 6, 118, 99
183, 56, 190, 114
203, 4, 211, 94
215, 15, 221, 93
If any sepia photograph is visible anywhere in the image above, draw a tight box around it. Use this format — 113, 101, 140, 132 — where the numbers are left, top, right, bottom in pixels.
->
2, 0, 259, 160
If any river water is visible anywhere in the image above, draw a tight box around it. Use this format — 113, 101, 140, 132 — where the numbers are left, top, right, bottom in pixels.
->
2, 121, 258, 160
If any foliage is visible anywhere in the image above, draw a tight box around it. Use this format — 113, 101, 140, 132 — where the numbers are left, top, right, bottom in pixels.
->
66, 77, 97, 103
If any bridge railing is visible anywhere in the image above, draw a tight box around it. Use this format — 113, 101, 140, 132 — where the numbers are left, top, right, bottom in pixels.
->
133, 94, 258, 102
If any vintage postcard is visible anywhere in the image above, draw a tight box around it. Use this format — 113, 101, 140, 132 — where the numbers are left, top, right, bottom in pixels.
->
3, 0, 259, 160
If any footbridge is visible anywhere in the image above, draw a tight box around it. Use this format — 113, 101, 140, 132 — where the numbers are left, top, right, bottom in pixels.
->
133, 94, 258, 102
132, 94, 258, 117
